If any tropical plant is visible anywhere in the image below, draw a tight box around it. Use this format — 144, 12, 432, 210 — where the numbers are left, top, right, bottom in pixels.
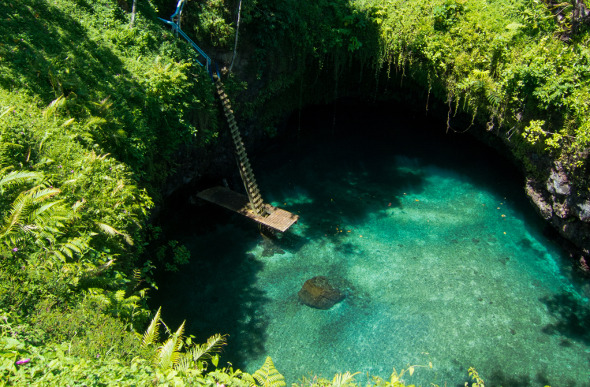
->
140, 307, 229, 373
465, 367, 485, 387
332, 371, 361, 387
252, 356, 287, 387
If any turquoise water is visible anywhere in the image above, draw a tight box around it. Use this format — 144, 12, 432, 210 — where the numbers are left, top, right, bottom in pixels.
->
154, 111, 590, 386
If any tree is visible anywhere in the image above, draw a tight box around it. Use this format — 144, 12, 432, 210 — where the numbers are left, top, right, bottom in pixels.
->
130, 0, 137, 27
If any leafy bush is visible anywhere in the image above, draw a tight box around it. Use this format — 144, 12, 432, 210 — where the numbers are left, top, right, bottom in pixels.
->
433, 0, 465, 31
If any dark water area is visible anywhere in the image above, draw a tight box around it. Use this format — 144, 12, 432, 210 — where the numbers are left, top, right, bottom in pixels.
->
152, 101, 590, 386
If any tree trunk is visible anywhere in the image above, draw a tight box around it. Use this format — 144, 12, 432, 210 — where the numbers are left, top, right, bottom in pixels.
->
130, 0, 137, 27
229, 0, 243, 73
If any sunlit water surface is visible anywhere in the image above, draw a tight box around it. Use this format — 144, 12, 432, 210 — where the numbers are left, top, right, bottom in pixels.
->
153, 115, 590, 386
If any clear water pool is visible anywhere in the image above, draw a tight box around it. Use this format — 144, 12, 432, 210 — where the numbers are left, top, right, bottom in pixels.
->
153, 111, 590, 386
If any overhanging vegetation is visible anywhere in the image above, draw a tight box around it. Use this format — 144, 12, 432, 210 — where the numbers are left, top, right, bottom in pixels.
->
1, 0, 588, 385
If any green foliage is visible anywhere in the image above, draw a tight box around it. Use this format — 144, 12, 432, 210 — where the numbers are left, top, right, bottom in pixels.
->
140, 306, 229, 373
331, 371, 361, 387
522, 119, 549, 146
0, 2, 221, 383
0, 307, 251, 386
433, 0, 465, 31
252, 356, 287, 387
1, 0, 588, 384
155, 239, 191, 271
27, 298, 144, 361
195, 0, 236, 47
519, 0, 558, 35
465, 367, 485, 387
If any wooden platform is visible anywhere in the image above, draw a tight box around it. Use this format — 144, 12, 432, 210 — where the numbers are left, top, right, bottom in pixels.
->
196, 186, 299, 232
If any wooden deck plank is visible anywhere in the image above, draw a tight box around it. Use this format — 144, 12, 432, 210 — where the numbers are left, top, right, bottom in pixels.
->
196, 186, 299, 232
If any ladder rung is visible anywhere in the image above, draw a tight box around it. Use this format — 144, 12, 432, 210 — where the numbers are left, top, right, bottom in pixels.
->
243, 167, 254, 177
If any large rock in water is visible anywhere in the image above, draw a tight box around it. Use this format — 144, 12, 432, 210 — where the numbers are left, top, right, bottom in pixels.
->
298, 276, 345, 309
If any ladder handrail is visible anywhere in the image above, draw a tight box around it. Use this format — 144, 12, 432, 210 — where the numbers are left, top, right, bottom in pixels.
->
157, 0, 219, 79
170, 0, 186, 22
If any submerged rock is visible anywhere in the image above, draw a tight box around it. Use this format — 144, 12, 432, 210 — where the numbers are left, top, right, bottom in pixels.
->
298, 276, 345, 310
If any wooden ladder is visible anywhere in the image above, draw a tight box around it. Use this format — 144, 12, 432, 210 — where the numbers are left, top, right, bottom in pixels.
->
214, 76, 267, 216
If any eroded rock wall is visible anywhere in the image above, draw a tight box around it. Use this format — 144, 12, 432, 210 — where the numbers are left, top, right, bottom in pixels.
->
526, 161, 590, 265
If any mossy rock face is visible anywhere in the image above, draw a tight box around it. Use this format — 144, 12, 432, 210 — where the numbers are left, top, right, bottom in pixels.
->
298, 276, 345, 310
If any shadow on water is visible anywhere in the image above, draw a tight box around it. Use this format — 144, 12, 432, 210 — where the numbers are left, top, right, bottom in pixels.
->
150, 220, 272, 367
540, 292, 590, 345
254, 98, 527, 246
255, 133, 428, 244
150, 183, 275, 367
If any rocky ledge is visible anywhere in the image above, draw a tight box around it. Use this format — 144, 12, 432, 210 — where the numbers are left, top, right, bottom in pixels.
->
525, 161, 590, 272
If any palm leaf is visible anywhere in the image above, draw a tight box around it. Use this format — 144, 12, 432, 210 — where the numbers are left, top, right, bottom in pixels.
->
252, 357, 286, 387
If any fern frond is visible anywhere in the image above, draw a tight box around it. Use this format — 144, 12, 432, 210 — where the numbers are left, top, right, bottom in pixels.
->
332, 371, 360, 387
114, 290, 126, 303
0, 191, 32, 239
29, 187, 61, 202
43, 95, 66, 119
0, 106, 15, 120
0, 170, 44, 192
96, 222, 117, 236
59, 244, 74, 259
0, 143, 24, 168
62, 236, 90, 257
156, 321, 185, 370
123, 233, 134, 246
253, 357, 286, 387
141, 307, 162, 349
52, 249, 67, 263
187, 333, 228, 369
486, 90, 501, 107
28, 200, 64, 226
96, 222, 134, 245
61, 118, 76, 127
176, 353, 194, 374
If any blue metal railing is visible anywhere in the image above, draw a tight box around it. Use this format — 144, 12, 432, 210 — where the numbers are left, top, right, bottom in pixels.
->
158, 0, 220, 79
